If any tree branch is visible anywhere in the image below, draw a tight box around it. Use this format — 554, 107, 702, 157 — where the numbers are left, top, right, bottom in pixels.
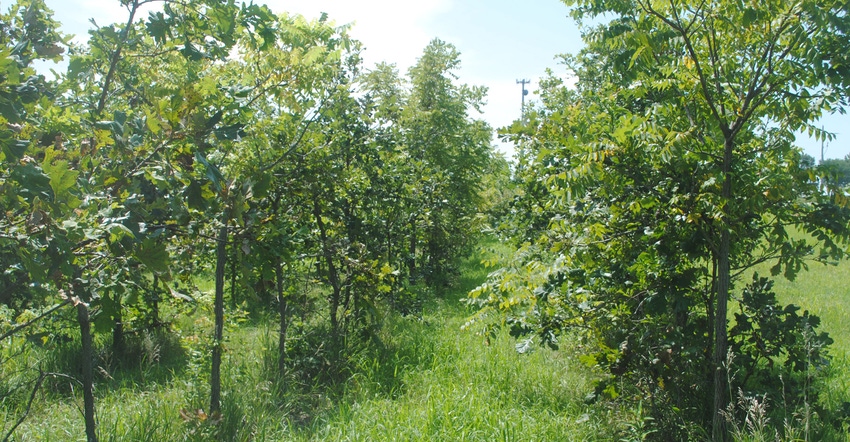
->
0, 300, 71, 342
95, 0, 141, 116
2, 371, 82, 442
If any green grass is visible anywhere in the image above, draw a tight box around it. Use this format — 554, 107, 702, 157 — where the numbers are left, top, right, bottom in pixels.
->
742, 253, 850, 440
0, 241, 619, 441
759, 258, 850, 355
282, 242, 619, 441
3, 239, 849, 441
293, 309, 609, 441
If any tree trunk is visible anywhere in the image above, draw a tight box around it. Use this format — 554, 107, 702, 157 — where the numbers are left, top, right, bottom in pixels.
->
76, 302, 98, 442
705, 257, 717, 425
151, 274, 160, 327
712, 139, 734, 442
210, 224, 227, 415
230, 242, 238, 309
408, 220, 417, 283
712, 229, 731, 440
386, 222, 393, 263
313, 200, 341, 335
276, 260, 289, 374
112, 302, 124, 363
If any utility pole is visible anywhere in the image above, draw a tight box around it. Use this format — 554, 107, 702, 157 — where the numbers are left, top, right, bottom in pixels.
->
516, 78, 530, 123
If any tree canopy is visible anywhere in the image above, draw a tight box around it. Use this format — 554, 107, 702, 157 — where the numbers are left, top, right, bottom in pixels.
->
0, 1, 496, 439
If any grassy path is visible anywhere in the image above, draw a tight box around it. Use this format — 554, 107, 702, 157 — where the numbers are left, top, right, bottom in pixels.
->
288, 242, 613, 441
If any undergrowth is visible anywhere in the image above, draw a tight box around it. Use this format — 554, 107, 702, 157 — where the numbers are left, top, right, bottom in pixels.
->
1, 239, 848, 440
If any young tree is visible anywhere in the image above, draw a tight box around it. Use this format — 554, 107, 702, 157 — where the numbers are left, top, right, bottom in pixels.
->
469, 0, 850, 438
404, 39, 493, 287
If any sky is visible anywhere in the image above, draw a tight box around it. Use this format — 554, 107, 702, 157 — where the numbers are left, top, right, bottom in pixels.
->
39, 0, 850, 161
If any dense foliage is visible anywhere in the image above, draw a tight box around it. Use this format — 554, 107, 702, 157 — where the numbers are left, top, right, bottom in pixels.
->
4, 0, 850, 440
0, 0, 495, 439
468, 0, 850, 439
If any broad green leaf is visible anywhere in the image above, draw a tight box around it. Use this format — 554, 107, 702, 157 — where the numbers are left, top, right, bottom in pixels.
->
1, 134, 28, 161
42, 149, 80, 208
194, 151, 225, 192
106, 223, 135, 243
10, 163, 53, 200
145, 11, 171, 44
135, 238, 170, 275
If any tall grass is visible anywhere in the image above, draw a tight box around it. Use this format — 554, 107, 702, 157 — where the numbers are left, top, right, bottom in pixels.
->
3, 238, 848, 440
0, 240, 619, 441
285, 242, 620, 440
295, 311, 611, 441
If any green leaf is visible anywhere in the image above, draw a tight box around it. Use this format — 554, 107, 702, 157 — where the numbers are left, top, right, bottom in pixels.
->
1, 134, 28, 161
106, 223, 135, 242
181, 40, 205, 61
144, 110, 161, 135
67, 57, 87, 80
135, 239, 170, 274
303, 45, 327, 65
95, 115, 125, 139
252, 172, 271, 199
628, 45, 646, 69
145, 11, 172, 44
194, 151, 225, 192
213, 123, 245, 141
184, 179, 208, 210
0, 97, 23, 123
10, 163, 53, 200
42, 150, 80, 207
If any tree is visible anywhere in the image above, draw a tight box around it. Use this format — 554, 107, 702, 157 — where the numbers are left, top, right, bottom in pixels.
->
819, 154, 850, 187
403, 39, 493, 287
0, 0, 70, 329
2, 0, 278, 435
469, 0, 850, 438
1, 1, 497, 437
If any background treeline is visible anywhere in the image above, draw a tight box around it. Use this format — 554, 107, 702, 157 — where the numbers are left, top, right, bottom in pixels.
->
0, 0, 505, 439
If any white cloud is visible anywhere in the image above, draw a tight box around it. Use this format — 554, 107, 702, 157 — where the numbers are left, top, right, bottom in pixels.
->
268, 0, 452, 72
47, 0, 451, 73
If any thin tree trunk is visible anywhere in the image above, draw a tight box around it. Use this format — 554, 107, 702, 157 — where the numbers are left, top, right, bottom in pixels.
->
427, 220, 441, 286
230, 242, 238, 309
712, 140, 734, 442
151, 274, 160, 327
112, 299, 124, 362
408, 220, 417, 283
386, 222, 393, 263
276, 260, 288, 374
210, 224, 227, 414
76, 302, 98, 442
313, 200, 341, 334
